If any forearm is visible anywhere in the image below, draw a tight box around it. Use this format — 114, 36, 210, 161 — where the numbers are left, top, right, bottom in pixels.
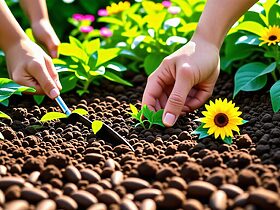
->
193, 0, 258, 49
20, 0, 49, 24
0, 0, 28, 52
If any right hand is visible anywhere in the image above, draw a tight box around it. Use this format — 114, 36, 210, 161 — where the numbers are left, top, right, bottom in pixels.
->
142, 35, 220, 127
5, 38, 62, 99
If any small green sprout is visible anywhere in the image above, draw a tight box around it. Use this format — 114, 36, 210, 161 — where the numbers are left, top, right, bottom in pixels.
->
129, 104, 165, 129
40, 108, 103, 134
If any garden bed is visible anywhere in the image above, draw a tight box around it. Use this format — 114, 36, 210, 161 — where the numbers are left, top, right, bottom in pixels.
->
0, 72, 279, 210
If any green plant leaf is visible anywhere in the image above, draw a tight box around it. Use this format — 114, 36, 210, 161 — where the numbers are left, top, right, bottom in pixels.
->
235, 35, 261, 45
129, 104, 139, 115
40, 112, 68, 122
98, 16, 123, 26
0, 132, 4, 140
72, 108, 88, 116
234, 62, 276, 97
106, 62, 127, 72
33, 95, 45, 105
270, 80, 280, 112
58, 43, 88, 62
192, 123, 210, 139
151, 109, 165, 127
223, 136, 233, 144
91, 120, 103, 134
60, 74, 78, 93
88, 52, 98, 68
0, 111, 11, 120
236, 21, 265, 37
69, 36, 83, 49
268, 4, 280, 26
77, 89, 89, 96
96, 48, 120, 67
84, 39, 100, 55
144, 53, 166, 75
103, 71, 133, 86
171, 0, 192, 17
0, 78, 36, 106
142, 105, 154, 122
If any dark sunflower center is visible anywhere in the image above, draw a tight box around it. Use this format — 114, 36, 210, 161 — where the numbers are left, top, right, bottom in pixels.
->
214, 113, 229, 127
268, 35, 277, 41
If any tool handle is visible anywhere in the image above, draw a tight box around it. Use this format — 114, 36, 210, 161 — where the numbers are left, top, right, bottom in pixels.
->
55, 96, 71, 116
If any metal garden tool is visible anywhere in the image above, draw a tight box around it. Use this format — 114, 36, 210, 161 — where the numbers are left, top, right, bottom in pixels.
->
55, 96, 135, 151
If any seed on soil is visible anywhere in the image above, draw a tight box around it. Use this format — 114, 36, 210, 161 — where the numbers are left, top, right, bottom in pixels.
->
140, 199, 157, 210
247, 188, 280, 209
120, 198, 138, 210
56, 195, 78, 210
111, 171, 124, 186
21, 187, 48, 202
97, 189, 121, 205
182, 199, 204, 210
0, 177, 24, 190
220, 184, 244, 198
121, 177, 150, 191
134, 188, 162, 201
187, 180, 217, 199
209, 190, 227, 210
71, 190, 98, 207
64, 165, 82, 183
156, 188, 186, 209
35, 199, 56, 210
80, 168, 101, 183
4, 200, 29, 210
87, 203, 107, 210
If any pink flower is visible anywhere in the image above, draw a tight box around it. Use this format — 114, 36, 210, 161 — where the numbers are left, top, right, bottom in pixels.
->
168, 6, 181, 15
100, 27, 113, 38
98, 8, 108, 16
162, 1, 171, 8
83, 14, 95, 22
72, 13, 84, 21
72, 14, 95, 22
80, 26, 93, 33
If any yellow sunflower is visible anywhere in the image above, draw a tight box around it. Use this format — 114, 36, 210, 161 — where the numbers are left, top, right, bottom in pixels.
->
200, 98, 244, 140
106, 1, 130, 15
259, 25, 280, 46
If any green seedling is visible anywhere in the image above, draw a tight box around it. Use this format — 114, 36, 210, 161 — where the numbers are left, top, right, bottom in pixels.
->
0, 110, 11, 140
0, 78, 36, 106
129, 104, 165, 129
40, 108, 103, 134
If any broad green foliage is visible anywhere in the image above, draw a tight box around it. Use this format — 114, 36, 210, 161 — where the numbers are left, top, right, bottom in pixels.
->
69, 0, 206, 75
223, 0, 280, 112
54, 37, 132, 95
0, 78, 36, 106
129, 104, 165, 129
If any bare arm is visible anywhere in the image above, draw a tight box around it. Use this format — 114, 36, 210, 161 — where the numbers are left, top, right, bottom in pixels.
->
20, 0, 60, 58
194, 0, 258, 49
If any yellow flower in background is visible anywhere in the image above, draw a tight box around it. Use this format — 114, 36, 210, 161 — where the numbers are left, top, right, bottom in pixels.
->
259, 25, 280, 46
106, 1, 130, 15
200, 98, 244, 140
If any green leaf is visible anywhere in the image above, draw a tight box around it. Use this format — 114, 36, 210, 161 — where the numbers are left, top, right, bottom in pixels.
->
88, 52, 98, 68
129, 104, 138, 115
77, 89, 89, 96
91, 120, 103, 134
171, 0, 192, 17
69, 36, 83, 49
40, 112, 68, 122
142, 105, 154, 122
84, 39, 100, 55
223, 136, 233, 144
105, 62, 127, 72
268, 4, 280, 26
151, 109, 165, 127
103, 71, 133, 86
192, 123, 210, 139
0, 111, 11, 120
234, 62, 276, 97
98, 16, 123, 26
58, 43, 88, 62
144, 12, 166, 32
72, 108, 88, 116
60, 74, 78, 93
96, 48, 120, 67
235, 35, 261, 45
144, 53, 166, 75
0, 132, 4, 140
33, 95, 45, 105
236, 21, 265, 37
270, 80, 280, 112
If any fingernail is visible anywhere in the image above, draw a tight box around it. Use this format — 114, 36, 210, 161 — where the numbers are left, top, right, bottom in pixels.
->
50, 50, 57, 58
56, 79, 62, 89
163, 113, 176, 126
49, 88, 60, 98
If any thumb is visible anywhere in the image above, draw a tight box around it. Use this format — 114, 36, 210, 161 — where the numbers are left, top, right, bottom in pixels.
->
163, 67, 193, 127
